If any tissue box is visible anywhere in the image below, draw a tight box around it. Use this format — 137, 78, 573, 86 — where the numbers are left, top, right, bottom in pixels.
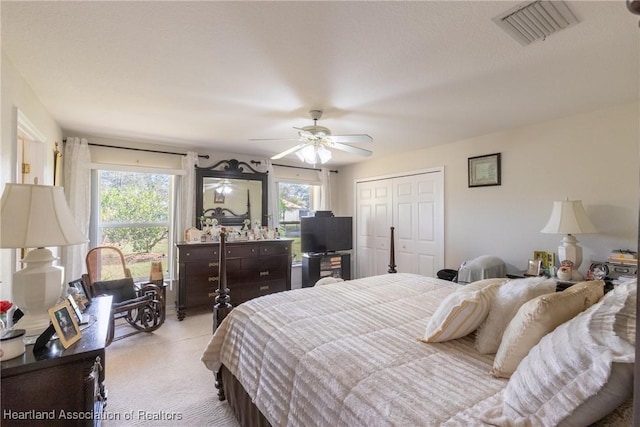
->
184, 227, 202, 243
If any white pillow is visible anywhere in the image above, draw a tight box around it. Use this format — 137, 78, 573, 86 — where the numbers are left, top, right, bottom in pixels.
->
422, 278, 508, 342
502, 280, 636, 426
491, 280, 605, 378
475, 276, 556, 354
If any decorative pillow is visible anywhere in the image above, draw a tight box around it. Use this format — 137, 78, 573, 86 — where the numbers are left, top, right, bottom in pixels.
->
490, 280, 605, 378
502, 280, 636, 426
314, 277, 344, 287
559, 363, 634, 427
92, 278, 137, 304
422, 278, 508, 342
475, 276, 556, 354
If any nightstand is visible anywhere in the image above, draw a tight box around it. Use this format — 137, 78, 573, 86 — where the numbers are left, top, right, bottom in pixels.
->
1, 296, 112, 426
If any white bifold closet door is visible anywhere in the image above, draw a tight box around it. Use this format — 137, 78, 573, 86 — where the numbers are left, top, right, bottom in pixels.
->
355, 168, 444, 279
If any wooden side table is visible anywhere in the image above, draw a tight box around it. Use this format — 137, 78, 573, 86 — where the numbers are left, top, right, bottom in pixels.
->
1, 296, 112, 426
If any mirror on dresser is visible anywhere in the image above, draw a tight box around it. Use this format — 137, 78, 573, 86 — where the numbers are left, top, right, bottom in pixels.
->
195, 159, 268, 228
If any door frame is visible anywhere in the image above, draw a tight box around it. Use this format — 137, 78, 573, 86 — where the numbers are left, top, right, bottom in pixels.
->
353, 166, 445, 278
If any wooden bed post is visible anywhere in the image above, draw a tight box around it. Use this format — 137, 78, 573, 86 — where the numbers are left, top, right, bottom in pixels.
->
213, 231, 233, 332
214, 230, 232, 401
388, 226, 397, 273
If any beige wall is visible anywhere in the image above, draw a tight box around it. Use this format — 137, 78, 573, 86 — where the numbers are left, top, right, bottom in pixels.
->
336, 102, 639, 276
1, 53, 63, 301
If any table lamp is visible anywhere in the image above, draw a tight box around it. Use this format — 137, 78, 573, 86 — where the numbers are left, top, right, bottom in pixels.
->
541, 199, 597, 280
0, 183, 88, 336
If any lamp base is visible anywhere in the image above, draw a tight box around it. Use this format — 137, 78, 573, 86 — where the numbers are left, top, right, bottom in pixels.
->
12, 248, 65, 337
558, 234, 583, 271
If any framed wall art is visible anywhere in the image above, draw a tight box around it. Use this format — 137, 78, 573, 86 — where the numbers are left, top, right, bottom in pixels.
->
468, 153, 501, 188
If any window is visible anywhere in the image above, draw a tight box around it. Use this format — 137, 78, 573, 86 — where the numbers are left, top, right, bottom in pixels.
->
91, 170, 174, 282
277, 182, 321, 263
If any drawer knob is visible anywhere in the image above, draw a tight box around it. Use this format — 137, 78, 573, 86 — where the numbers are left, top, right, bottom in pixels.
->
259, 271, 270, 277
259, 285, 269, 291
208, 262, 219, 268
208, 276, 219, 282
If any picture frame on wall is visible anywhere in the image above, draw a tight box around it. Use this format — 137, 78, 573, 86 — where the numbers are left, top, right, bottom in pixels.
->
214, 192, 225, 203
468, 153, 501, 187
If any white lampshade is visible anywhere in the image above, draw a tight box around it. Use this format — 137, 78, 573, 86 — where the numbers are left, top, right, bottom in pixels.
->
541, 200, 597, 235
1, 183, 87, 336
541, 199, 597, 279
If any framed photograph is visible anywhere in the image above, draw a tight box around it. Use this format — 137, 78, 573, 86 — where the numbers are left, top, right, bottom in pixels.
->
48, 300, 82, 348
533, 250, 556, 270
468, 153, 501, 187
66, 295, 88, 325
526, 259, 543, 276
214, 192, 225, 203
68, 279, 91, 307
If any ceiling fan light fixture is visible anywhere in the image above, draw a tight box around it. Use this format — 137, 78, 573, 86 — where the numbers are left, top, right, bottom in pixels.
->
317, 145, 332, 164
295, 149, 306, 162
263, 109, 373, 162
301, 144, 318, 164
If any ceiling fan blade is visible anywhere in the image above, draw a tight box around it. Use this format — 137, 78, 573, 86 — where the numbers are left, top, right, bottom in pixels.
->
249, 138, 300, 142
331, 142, 373, 157
331, 134, 373, 144
270, 142, 310, 160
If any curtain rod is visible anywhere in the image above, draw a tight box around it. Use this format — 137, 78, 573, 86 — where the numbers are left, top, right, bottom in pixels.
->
250, 160, 338, 173
62, 139, 209, 159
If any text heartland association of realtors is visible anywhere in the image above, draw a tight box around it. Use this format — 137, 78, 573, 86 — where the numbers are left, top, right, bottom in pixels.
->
2, 409, 183, 421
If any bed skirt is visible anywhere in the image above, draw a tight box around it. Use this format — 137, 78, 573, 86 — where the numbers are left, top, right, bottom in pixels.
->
221, 365, 271, 427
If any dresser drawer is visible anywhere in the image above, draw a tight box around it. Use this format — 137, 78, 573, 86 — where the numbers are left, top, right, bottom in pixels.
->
259, 243, 291, 256
184, 261, 220, 276
225, 245, 258, 258
185, 278, 217, 307
230, 280, 287, 306
179, 245, 220, 262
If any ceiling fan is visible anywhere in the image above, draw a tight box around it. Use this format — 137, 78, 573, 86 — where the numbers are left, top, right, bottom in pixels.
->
251, 110, 373, 165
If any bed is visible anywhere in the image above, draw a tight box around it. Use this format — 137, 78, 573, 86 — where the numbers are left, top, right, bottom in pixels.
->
201, 233, 635, 426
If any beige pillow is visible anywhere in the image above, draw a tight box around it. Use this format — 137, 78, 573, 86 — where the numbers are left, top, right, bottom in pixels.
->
422, 278, 508, 342
475, 276, 557, 354
491, 280, 605, 378
502, 280, 636, 426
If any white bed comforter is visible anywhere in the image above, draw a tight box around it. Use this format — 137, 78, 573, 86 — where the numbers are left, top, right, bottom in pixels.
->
201, 273, 508, 427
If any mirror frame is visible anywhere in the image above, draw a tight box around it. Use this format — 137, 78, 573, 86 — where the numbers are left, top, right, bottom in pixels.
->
195, 159, 268, 228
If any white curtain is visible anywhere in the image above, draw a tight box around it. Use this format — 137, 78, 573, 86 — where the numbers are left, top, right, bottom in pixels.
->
319, 167, 332, 211
255, 160, 279, 232
61, 137, 91, 282
179, 152, 199, 235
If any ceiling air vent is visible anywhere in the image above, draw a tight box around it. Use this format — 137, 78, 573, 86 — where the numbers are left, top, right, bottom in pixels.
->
493, 0, 578, 46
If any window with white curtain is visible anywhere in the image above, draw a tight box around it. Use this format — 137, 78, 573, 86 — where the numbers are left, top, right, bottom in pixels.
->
90, 169, 176, 282
277, 181, 321, 264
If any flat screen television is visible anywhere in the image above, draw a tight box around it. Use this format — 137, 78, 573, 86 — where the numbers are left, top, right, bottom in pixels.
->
301, 216, 353, 254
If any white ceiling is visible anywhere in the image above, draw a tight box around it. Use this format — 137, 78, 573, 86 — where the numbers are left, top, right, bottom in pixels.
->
2, 1, 639, 165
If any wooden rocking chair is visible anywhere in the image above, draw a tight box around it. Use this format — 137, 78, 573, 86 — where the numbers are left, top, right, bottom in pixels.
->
82, 246, 166, 346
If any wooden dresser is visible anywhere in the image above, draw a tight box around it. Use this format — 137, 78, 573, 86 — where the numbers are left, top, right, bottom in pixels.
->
176, 239, 292, 320
1, 296, 111, 427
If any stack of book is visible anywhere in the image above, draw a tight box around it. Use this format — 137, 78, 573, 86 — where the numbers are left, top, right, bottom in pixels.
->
607, 250, 638, 266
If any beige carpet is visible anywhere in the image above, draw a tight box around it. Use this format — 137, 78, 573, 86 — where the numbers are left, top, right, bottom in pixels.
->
104, 310, 239, 426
